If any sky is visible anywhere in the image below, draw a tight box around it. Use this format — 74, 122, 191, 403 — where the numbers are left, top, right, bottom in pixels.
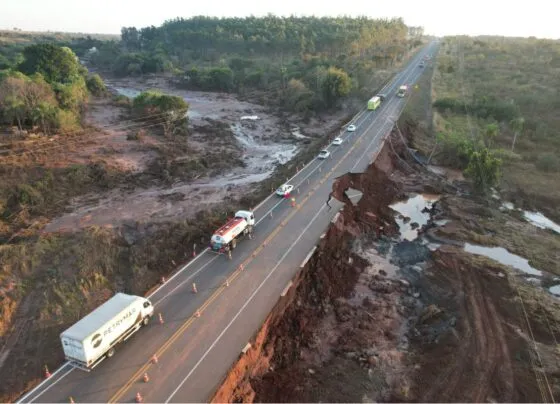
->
1, 0, 558, 39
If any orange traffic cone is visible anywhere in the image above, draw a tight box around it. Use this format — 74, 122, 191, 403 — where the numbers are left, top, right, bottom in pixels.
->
44, 365, 51, 379
225, 279, 230, 287
69, 397, 75, 403
143, 372, 150, 383
291, 198, 296, 207
192, 283, 197, 294
195, 310, 201, 318
158, 313, 164, 324
239, 264, 244, 271
135, 392, 143, 403
161, 276, 166, 284
151, 354, 159, 364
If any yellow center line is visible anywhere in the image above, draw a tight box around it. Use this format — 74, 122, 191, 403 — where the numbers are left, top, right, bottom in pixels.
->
108, 115, 371, 403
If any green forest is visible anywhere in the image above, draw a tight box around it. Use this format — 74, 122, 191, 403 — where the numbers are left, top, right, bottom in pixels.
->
83, 16, 420, 111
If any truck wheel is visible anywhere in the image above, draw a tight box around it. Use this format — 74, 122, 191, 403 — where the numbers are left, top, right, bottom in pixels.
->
142, 316, 150, 326
231, 239, 237, 250
107, 348, 115, 358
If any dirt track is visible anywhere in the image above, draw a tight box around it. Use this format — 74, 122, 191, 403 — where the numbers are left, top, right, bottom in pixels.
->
417, 248, 515, 402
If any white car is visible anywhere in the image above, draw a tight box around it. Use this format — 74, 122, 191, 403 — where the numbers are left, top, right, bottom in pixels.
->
332, 137, 343, 145
318, 150, 330, 159
347, 124, 356, 132
276, 184, 294, 197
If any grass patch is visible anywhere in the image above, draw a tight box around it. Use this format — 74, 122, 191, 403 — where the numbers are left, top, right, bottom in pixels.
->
429, 36, 560, 221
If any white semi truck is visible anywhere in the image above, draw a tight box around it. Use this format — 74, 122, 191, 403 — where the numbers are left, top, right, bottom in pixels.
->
60, 293, 154, 371
210, 210, 255, 254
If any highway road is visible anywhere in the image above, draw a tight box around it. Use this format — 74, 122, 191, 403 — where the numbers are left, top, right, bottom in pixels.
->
18, 40, 439, 403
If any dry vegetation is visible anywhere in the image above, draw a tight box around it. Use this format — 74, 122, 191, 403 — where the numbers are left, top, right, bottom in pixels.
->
424, 36, 560, 221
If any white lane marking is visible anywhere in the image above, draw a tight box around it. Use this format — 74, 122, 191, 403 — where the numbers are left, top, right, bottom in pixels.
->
148, 249, 212, 299
25, 366, 74, 404
351, 105, 400, 172
16, 362, 72, 404
153, 255, 220, 307
164, 203, 327, 403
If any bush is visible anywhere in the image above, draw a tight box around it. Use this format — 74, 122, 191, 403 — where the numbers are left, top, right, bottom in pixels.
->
493, 148, 522, 162
535, 153, 560, 172
86, 74, 107, 96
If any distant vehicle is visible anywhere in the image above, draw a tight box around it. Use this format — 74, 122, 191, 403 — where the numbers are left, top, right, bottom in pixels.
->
367, 96, 381, 110
397, 85, 408, 98
347, 124, 356, 132
377, 93, 387, 102
318, 150, 330, 159
332, 137, 343, 145
276, 184, 294, 197
210, 210, 255, 253
60, 293, 154, 371
419, 61, 425, 67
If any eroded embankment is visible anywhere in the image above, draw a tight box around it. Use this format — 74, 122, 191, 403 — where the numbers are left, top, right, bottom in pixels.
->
211, 132, 412, 402
212, 125, 556, 402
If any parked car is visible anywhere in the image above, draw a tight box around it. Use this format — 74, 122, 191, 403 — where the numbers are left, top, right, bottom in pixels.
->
318, 150, 330, 159
347, 124, 356, 132
275, 184, 294, 197
332, 137, 343, 145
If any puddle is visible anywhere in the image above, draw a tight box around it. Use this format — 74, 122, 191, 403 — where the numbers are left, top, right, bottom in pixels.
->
427, 165, 464, 182
523, 211, 560, 235
230, 123, 298, 184
291, 126, 310, 139
549, 285, 560, 296
464, 243, 542, 276
390, 194, 440, 241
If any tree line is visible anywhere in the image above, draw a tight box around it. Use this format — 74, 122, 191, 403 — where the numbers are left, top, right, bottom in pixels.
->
80, 16, 416, 112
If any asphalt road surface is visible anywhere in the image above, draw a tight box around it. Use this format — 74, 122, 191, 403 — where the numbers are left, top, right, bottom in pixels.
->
18, 41, 439, 404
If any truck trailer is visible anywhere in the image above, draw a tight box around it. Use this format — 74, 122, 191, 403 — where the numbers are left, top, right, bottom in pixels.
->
210, 210, 255, 254
60, 293, 154, 371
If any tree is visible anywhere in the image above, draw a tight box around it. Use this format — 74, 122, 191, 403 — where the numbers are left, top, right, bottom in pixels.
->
483, 122, 499, 148
509, 116, 524, 151
322, 67, 352, 107
0, 75, 26, 130
132, 91, 189, 138
18, 44, 82, 84
465, 148, 502, 193
86, 74, 107, 96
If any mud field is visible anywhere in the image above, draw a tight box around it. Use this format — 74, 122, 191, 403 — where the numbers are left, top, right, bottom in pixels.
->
43, 74, 355, 233
212, 126, 560, 403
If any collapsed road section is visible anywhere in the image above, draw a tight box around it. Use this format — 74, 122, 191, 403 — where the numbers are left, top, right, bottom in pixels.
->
212, 124, 555, 402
